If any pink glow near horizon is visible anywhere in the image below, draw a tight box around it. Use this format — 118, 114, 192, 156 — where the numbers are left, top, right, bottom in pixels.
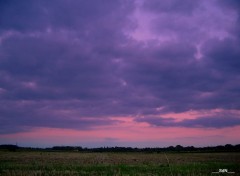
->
2, 110, 240, 147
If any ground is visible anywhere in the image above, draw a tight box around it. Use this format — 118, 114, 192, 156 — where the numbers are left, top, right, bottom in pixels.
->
0, 151, 239, 175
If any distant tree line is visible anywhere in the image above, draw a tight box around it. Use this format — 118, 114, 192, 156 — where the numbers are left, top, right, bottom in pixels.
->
0, 144, 20, 152
1, 144, 240, 152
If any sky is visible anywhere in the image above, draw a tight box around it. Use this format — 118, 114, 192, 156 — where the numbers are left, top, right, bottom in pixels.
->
0, 0, 240, 148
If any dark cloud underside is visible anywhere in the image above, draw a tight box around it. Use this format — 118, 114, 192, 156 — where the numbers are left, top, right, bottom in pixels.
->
136, 115, 240, 129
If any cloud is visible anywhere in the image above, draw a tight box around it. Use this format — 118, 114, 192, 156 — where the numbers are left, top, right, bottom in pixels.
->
0, 100, 120, 134
0, 0, 240, 134
202, 38, 240, 74
136, 115, 240, 129
142, 0, 199, 15
0, 0, 135, 33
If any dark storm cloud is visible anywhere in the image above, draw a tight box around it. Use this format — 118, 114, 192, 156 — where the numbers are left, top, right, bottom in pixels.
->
0, 0, 136, 134
0, 100, 120, 134
142, 0, 199, 15
0, 0, 134, 32
203, 38, 240, 74
136, 115, 240, 128
219, 0, 240, 11
120, 39, 239, 112
0, 0, 240, 134
123, 0, 240, 113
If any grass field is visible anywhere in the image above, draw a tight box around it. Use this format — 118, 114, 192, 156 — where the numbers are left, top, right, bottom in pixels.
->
0, 151, 239, 175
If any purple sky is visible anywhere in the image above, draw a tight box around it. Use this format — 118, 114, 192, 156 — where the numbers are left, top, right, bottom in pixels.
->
0, 0, 240, 147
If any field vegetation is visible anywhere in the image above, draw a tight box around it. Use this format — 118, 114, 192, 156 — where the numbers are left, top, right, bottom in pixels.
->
0, 150, 239, 176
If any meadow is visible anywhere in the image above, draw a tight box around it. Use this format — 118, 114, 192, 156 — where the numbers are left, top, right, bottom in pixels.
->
0, 151, 239, 176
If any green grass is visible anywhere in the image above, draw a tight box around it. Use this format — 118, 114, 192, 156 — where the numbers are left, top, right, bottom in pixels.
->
0, 151, 239, 175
